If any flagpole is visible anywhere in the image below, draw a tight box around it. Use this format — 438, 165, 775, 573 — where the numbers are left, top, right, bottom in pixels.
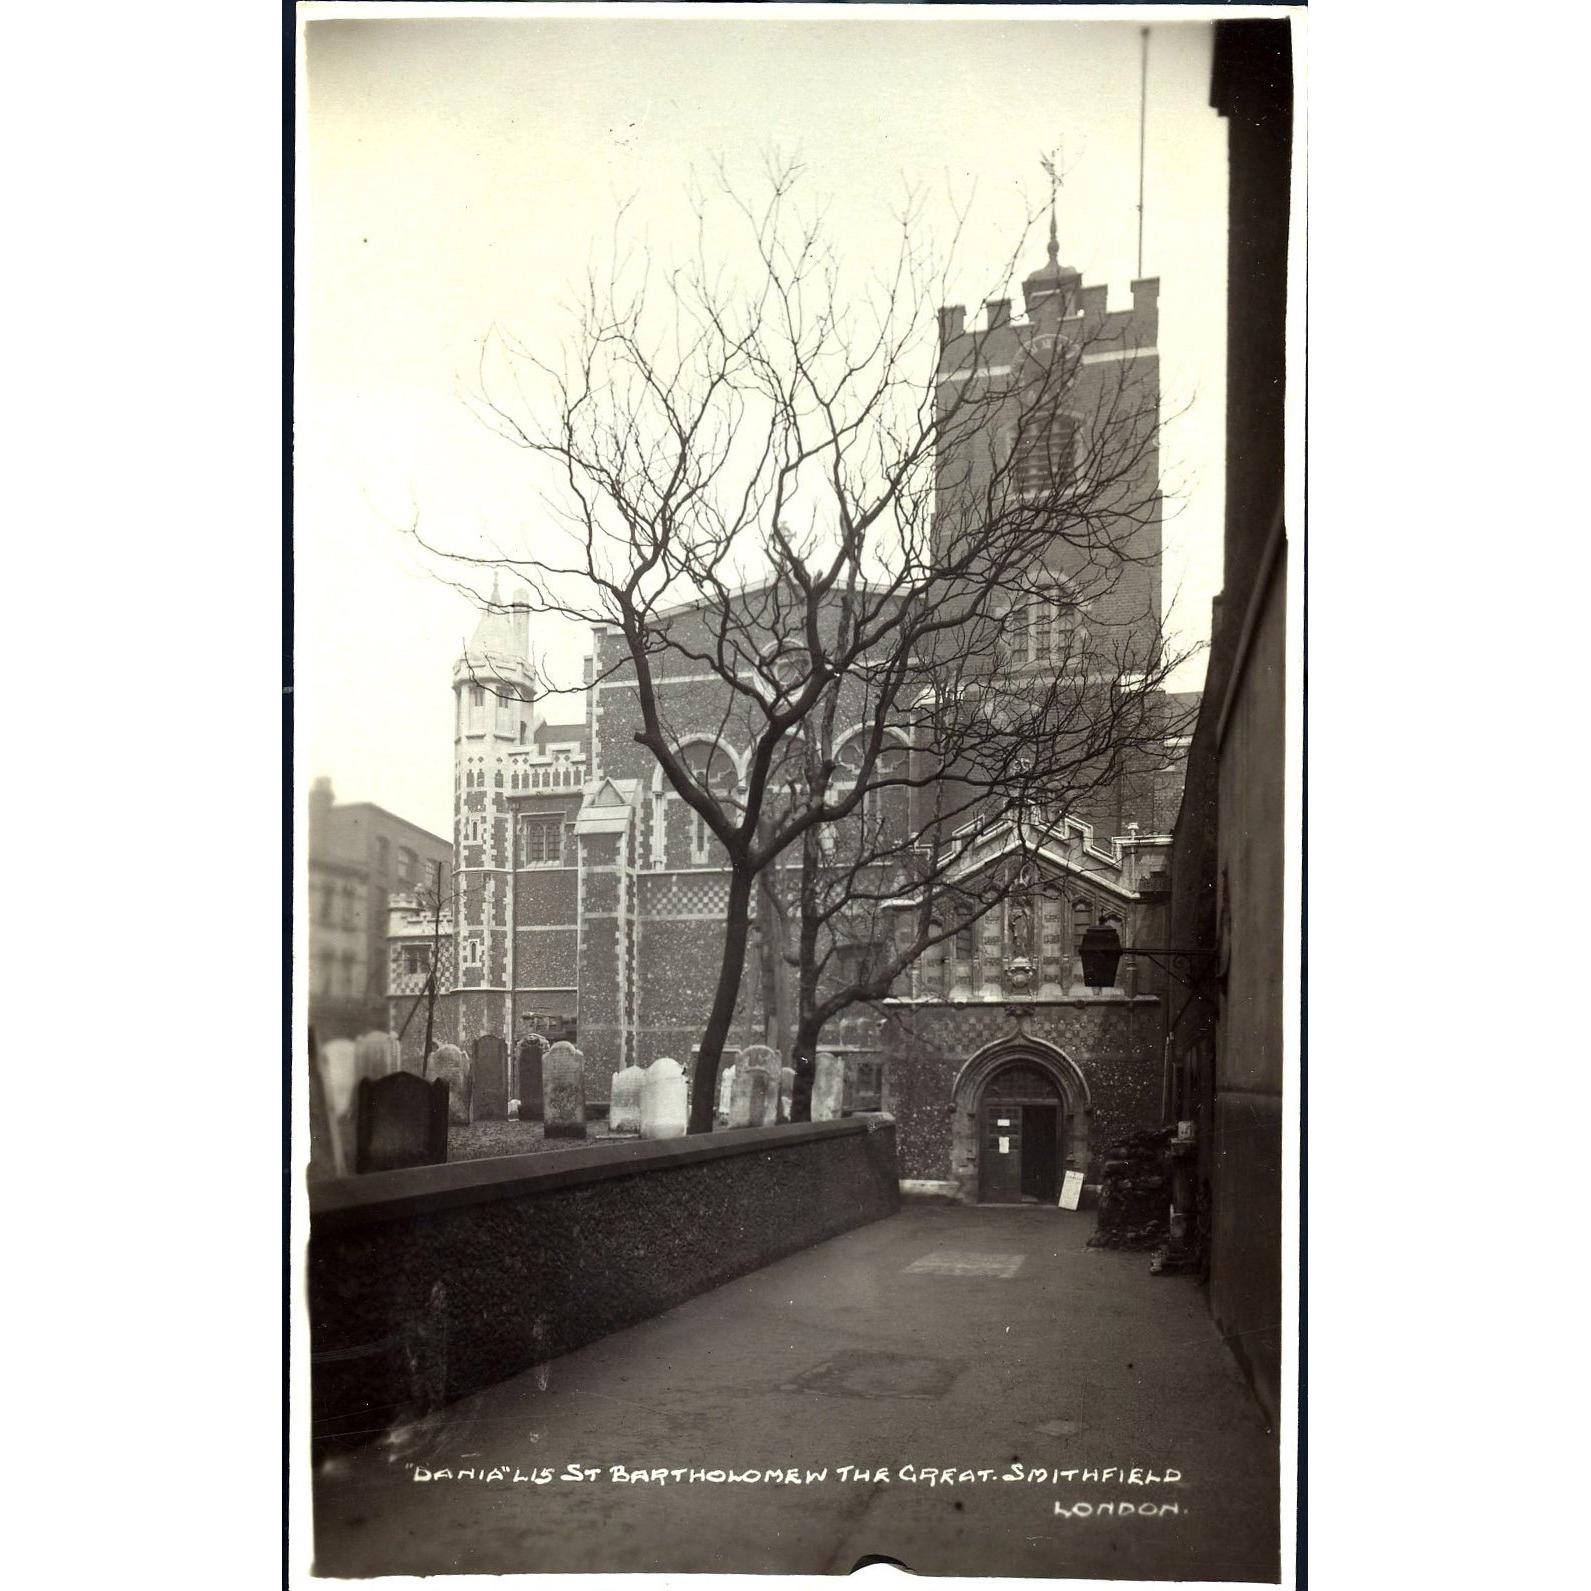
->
1137, 26, 1149, 278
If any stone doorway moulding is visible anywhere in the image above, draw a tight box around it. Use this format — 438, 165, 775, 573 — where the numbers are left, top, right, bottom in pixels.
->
949, 1031, 1092, 1205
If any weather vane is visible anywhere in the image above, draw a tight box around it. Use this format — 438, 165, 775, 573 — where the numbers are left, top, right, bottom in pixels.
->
1039, 141, 1065, 263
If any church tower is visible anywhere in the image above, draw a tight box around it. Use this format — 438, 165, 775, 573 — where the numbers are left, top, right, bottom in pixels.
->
449, 581, 539, 1051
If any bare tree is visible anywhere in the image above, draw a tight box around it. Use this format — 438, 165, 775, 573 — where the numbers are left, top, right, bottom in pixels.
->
411, 158, 1188, 1132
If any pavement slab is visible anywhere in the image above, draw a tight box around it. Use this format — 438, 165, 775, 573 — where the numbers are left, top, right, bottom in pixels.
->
311, 1201, 1280, 1581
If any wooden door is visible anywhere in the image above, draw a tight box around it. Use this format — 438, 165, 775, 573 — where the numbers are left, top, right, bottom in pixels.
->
1020, 1104, 1059, 1201
978, 1099, 1024, 1203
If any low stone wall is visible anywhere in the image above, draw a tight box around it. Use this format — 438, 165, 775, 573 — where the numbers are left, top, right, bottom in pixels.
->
307, 1117, 900, 1451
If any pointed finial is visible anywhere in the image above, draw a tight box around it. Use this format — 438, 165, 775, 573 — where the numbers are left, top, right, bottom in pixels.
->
490, 570, 501, 607
1039, 143, 1063, 265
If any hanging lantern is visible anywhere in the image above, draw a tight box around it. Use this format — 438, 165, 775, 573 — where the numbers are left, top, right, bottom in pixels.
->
1079, 924, 1124, 990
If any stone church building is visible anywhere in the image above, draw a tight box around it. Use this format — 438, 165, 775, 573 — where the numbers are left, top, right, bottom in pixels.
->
388, 239, 1194, 1202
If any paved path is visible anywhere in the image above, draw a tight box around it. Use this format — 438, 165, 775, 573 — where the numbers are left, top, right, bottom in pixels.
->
312, 1202, 1279, 1580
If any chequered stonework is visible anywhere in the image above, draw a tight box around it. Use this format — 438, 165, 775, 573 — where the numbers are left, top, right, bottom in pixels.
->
637, 871, 732, 920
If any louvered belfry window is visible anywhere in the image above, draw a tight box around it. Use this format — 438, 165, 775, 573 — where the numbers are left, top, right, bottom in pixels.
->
1013, 409, 1077, 499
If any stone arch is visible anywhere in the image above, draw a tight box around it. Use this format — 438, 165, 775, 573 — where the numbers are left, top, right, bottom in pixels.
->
949, 1031, 1092, 1201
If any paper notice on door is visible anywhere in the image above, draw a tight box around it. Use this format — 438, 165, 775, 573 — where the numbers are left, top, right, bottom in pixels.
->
997, 1118, 1011, 1127
998, 1136, 1010, 1154
1059, 1170, 1085, 1210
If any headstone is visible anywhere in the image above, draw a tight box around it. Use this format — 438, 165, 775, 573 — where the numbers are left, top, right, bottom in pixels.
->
716, 1063, 737, 1125
515, 1038, 546, 1121
542, 1041, 587, 1139
471, 1034, 509, 1120
307, 1030, 340, 1180
737, 1044, 781, 1128
355, 1072, 450, 1173
640, 1057, 687, 1140
318, 1038, 360, 1171
355, 1030, 401, 1083
609, 1063, 645, 1134
777, 1066, 795, 1123
812, 1049, 846, 1122
728, 1067, 769, 1129
428, 1043, 470, 1124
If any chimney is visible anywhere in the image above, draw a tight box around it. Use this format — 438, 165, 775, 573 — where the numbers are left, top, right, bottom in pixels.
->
309, 776, 334, 839
984, 298, 1011, 330
937, 305, 966, 348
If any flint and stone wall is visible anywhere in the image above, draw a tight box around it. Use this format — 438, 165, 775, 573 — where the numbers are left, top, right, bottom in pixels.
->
881, 1000, 1163, 1193
307, 1117, 900, 1450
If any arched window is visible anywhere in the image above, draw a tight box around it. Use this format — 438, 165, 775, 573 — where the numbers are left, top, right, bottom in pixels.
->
996, 579, 1080, 671
832, 731, 911, 848
662, 741, 740, 867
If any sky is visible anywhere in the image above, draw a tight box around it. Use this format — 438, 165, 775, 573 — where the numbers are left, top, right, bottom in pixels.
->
297, 3, 1230, 839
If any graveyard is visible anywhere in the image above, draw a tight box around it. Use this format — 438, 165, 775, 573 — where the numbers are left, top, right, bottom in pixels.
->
309, 1029, 851, 1180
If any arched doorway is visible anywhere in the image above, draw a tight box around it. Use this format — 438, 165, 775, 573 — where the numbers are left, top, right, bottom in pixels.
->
977, 1062, 1062, 1204
950, 1034, 1091, 1205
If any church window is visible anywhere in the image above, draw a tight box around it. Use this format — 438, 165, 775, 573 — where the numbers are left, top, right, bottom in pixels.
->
518, 814, 562, 867
832, 732, 910, 843
677, 742, 738, 865
470, 686, 484, 707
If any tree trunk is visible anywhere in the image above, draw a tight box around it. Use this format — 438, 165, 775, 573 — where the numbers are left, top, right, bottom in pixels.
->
788, 874, 824, 1122
688, 866, 755, 1134
790, 1017, 822, 1123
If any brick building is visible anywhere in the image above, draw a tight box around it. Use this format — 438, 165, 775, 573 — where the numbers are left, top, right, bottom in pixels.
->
307, 777, 452, 1041
396, 234, 1195, 1202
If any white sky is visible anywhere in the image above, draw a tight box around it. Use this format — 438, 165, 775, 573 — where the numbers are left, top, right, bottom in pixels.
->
297, 3, 1230, 838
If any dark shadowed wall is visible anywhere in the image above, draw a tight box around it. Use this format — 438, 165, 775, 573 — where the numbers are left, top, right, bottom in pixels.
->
307, 1118, 900, 1449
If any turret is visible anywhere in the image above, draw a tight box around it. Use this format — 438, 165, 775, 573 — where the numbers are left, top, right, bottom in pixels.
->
452, 582, 538, 1006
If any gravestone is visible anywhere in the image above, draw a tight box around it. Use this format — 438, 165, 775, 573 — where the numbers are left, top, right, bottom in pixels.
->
641, 1057, 687, 1140
428, 1043, 470, 1124
543, 1041, 587, 1139
318, 1038, 360, 1172
812, 1049, 846, 1122
471, 1034, 509, 1121
609, 1063, 645, 1134
307, 1030, 339, 1180
515, 1038, 546, 1121
729, 1044, 779, 1129
355, 1072, 450, 1173
716, 1063, 737, 1125
728, 1067, 769, 1129
355, 1030, 400, 1084
777, 1066, 795, 1124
